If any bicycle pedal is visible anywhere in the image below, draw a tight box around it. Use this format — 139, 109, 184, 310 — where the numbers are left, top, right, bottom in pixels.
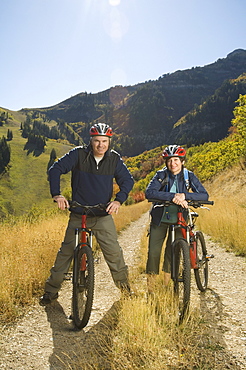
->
206, 254, 214, 259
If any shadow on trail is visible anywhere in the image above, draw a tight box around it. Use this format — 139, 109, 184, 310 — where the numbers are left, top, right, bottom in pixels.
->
196, 287, 242, 369
45, 300, 121, 370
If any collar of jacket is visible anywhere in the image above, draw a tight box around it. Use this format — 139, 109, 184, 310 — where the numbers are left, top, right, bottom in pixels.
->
166, 168, 183, 179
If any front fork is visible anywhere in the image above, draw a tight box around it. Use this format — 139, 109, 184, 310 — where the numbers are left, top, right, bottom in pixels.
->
178, 210, 199, 269
170, 219, 198, 278
74, 227, 93, 273
170, 225, 188, 281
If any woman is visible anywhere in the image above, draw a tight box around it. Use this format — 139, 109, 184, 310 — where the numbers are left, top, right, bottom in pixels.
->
145, 145, 209, 291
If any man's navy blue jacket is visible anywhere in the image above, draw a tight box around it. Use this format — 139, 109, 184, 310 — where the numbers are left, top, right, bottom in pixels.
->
145, 167, 209, 226
49, 145, 134, 215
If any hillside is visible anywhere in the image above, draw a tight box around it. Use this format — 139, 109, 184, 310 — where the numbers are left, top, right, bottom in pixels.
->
1, 91, 246, 217
1, 51, 246, 217
19, 49, 246, 155
0, 123, 72, 217
170, 74, 246, 145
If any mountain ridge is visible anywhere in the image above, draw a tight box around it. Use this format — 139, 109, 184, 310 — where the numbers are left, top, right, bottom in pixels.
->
3, 48, 246, 156
18, 48, 246, 112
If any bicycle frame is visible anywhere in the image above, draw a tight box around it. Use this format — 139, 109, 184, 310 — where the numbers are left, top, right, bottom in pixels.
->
74, 214, 93, 272
171, 208, 198, 269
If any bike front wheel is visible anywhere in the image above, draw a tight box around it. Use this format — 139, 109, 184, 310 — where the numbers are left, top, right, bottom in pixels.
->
72, 244, 94, 330
172, 238, 191, 322
194, 231, 208, 292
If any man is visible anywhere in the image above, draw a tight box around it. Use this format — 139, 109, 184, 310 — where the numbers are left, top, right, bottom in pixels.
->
145, 145, 209, 291
40, 123, 134, 305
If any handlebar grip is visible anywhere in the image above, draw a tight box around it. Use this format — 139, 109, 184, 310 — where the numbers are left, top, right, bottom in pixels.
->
148, 199, 165, 203
147, 199, 214, 206
198, 200, 214, 205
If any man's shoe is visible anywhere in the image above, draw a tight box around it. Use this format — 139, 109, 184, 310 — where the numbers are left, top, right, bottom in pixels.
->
120, 283, 135, 297
39, 292, 58, 306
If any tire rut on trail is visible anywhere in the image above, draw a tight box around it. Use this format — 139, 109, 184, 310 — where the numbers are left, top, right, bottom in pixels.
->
0, 213, 246, 369
200, 236, 246, 369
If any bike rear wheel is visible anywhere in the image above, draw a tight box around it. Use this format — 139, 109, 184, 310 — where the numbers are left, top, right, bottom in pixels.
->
72, 244, 94, 330
172, 238, 191, 322
194, 231, 208, 292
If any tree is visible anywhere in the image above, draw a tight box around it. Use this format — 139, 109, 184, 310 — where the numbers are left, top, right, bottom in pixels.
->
231, 94, 246, 139
21, 121, 32, 138
0, 136, 11, 173
7, 129, 13, 141
26, 133, 46, 150
0, 111, 8, 126
47, 148, 57, 176
50, 126, 60, 139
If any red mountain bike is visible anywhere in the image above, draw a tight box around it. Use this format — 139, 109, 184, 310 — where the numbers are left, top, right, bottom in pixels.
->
148, 199, 214, 322
69, 201, 107, 330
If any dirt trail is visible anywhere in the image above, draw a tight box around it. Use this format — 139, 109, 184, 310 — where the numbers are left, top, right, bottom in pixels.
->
0, 212, 246, 369
200, 236, 246, 368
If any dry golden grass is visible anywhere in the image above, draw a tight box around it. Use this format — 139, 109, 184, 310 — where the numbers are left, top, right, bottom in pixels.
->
196, 196, 246, 255
110, 294, 195, 369
197, 165, 246, 256
0, 212, 68, 322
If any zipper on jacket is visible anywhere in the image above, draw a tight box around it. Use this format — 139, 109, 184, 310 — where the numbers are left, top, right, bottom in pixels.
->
94, 156, 103, 170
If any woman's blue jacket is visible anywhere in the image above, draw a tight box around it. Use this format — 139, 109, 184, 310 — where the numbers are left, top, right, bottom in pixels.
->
145, 167, 209, 226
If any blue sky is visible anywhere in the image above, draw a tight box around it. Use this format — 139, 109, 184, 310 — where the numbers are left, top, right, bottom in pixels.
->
0, 0, 245, 111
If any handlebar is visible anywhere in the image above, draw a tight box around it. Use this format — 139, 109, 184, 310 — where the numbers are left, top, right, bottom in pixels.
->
147, 199, 214, 208
69, 200, 109, 211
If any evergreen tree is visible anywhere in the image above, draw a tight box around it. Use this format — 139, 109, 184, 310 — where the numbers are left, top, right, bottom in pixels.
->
50, 126, 60, 139
47, 148, 57, 174
7, 129, 13, 141
21, 121, 32, 138
0, 136, 11, 173
26, 133, 46, 150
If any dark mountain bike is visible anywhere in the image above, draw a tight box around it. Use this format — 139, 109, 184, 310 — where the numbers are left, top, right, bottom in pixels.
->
148, 199, 214, 322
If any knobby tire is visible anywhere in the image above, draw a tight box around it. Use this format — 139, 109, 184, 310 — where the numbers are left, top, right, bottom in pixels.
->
72, 244, 94, 330
194, 231, 208, 292
172, 238, 191, 323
